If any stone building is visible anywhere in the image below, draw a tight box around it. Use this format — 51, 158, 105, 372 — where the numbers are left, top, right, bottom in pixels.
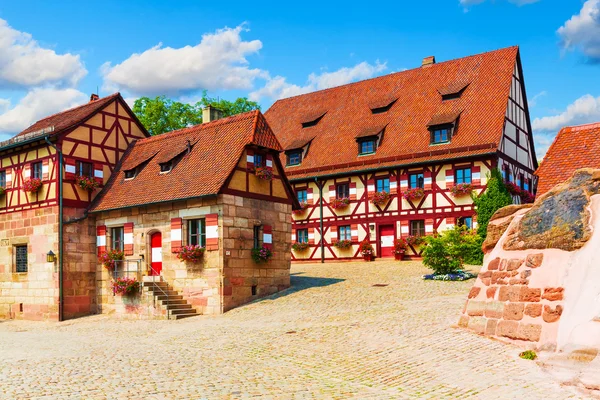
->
265, 46, 538, 261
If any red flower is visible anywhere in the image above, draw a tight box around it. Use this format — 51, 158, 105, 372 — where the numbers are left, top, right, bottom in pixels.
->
330, 197, 350, 210
255, 167, 273, 181
22, 178, 42, 193
450, 183, 473, 197
177, 245, 205, 263
370, 191, 390, 206
76, 175, 99, 191
402, 188, 425, 201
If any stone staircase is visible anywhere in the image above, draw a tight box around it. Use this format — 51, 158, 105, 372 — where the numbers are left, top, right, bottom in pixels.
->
142, 277, 198, 320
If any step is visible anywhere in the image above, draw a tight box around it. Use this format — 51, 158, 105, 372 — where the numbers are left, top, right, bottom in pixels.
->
170, 307, 195, 315
173, 312, 199, 320
143, 282, 169, 289
159, 299, 188, 306
142, 276, 163, 283
166, 303, 193, 310
156, 294, 183, 301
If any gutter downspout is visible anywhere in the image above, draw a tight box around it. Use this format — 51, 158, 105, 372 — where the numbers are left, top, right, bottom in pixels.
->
45, 137, 64, 322
315, 177, 324, 264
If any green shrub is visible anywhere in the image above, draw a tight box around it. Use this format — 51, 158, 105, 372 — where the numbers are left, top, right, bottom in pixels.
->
423, 226, 483, 273
472, 168, 513, 240
519, 350, 537, 360
459, 229, 484, 265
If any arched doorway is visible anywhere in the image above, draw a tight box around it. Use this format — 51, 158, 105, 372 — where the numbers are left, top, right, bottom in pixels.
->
150, 232, 162, 276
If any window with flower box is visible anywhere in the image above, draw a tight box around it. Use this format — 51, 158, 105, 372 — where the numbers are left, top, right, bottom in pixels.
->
457, 217, 473, 230
253, 225, 262, 248
455, 168, 472, 184
339, 225, 352, 241
336, 183, 349, 199
410, 173, 424, 189
32, 162, 43, 180
376, 177, 390, 193
254, 153, 265, 168
77, 161, 93, 178
297, 189, 307, 203
111, 227, 124, 252
410, 220, 425, 237
297, 229, 308, 243
188, 219, 206, 247
524, 178, 530, 192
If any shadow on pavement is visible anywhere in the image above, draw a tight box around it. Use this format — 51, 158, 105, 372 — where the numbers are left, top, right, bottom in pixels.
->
254, 275, 345, 303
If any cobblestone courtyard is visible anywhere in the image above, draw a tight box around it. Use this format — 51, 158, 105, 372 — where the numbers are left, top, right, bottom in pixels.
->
0, 261, 588, 399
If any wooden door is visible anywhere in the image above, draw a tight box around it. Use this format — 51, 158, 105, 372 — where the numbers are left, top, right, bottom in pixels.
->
150, 232, 162, 275
379, 225, 395, 258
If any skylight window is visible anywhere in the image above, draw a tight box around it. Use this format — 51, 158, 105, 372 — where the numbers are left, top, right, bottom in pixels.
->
124, 169, 137, 179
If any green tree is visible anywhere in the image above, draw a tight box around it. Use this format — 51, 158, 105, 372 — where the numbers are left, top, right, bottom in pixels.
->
133, 93, 261, 135
472, 168, 513, 240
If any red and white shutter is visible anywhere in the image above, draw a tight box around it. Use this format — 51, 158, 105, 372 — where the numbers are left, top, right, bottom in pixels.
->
400, 174, 408, 193
308, 227, 315, 245
94, 163, 104, 185
390, 177, 398, 194
349, 182, 357, 201
23, 164, 31, 180
205, 213, 219, 250
445, 169, 455, 189
65, 159, 76, 180
367, 179, 375, 193
351, 224, 359, 242
246, 149, 255, 170
328, 185, 336, 201
5, 169, 12, 189
330, 225, 338, 244
472, 166, 481, 186
307, 188, 314, 205
263, 225, 273, 250
171, 218, 183, 253
291, 228, 297, 243
446, 217, 455, 230
42, 159, 49, 180
124, 222, 134, 256
266, 154, 274, 173
424, 171, 432, 190
472, 215, 478, 230
425, 219, 434, 235
400, 221, 409, 238
96, 225, 107, 257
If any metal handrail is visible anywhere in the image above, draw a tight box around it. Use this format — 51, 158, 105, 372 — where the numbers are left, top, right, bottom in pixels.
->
148, 265, 170, 320
112, 259, 143, 296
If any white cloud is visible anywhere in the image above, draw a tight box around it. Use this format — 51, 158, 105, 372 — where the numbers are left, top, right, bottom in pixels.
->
529, 90, 547, 107
0, 88, 87, 135
558, 0, 600, 61
102, 25, 265, 96
0, 18, 86, 89
249, 61, 387, 101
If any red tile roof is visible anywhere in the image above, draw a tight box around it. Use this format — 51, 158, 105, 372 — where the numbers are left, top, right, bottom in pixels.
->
535, 122, 600, 196
265, 46, 519, 180
90, 110, 285, 212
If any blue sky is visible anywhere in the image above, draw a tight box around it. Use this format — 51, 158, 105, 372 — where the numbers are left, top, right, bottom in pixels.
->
0, 0, 598, 158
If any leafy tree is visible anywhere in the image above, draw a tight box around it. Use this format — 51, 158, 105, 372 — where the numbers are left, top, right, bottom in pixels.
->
133, 92, 261, 135
472, 168, 513, 240
422, 227, 466, 274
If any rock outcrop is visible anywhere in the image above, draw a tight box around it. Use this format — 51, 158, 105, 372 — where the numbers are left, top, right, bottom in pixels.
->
459, 169, 600, 353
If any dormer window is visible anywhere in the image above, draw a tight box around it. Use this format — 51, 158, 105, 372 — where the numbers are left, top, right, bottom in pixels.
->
301, 112, 326, 128
160, 162, 172, 173
370, 99, 397, 114
438, 82, 470, 101
124, 169, 137, 179
287, 150, 302, 166
431, 127, 451, 144
359, 139, 376, 155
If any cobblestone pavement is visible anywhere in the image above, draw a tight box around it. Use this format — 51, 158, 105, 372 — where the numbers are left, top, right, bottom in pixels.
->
0, 261, 590, 399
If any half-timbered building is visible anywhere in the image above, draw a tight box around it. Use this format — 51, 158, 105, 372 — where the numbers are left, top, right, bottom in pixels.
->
265, 46, 538, 261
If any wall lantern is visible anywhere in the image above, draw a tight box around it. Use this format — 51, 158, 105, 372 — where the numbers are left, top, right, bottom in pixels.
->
47, 250, 57, 263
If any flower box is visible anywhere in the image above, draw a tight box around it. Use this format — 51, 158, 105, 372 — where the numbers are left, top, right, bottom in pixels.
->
334, 239, 353, 250
405, 235, 425, 246
504, 181, 521, 196
252, 246, 273, 263
330, 197, 350, 210
255, 167, 273, 181
520, 191, 535, 204
292, 242, 310, 252
292, 201, 309, 216
177, 245, 205, 263
402, 187, 425, 201
99, 249, 124, 271
393, 238, 407, 260
450, 183, 473, 197
370, 191, 390, 207
113, 277, 140, 296
22, 178, 42, 193
76, 175, 99, 191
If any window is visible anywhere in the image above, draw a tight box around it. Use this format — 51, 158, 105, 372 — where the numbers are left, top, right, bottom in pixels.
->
15, 245, 27, 273
254, 154, 265, 168
297, 189, 307, 204
288, 151, 302, 166
32, 162, 43, 180
160, 162, 172, 173
111, 227, 124, 252
410, 173, 424, 189
339, 225, 352, 241
370, 99, 397, 114
336, 183, 350, 199
297, 229, 308, 243
524, 178, 530, 192
359, 139, 376, 155
410, 220, 425, 237
431, 128, 450, 144
518, 174, 525, 190
301, 113, 325, 128
0, 170, 5, 188
455, 168, 472, 185
188, 219, 206, 247
124, 169, 136, 179
457, 217, 473, 230
76, 161, 93, 177
253, 225, 262, 249
376, 177, 390, 193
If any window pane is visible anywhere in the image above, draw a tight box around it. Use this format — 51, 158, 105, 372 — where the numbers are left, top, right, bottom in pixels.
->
360, 140, 374, 154
289, 152, 301, 165
32, 162, 43, 179
298, 229, 308, 243
376, 178, 390, 193
15, 245, 27, 273
188, 219, 205, 246
337, 184, 349, 199
255, 154, 264, 167
111, 227, 124, 251
0, 171, 5, 187
297, 190, 307, 203
339, 225, 351, 241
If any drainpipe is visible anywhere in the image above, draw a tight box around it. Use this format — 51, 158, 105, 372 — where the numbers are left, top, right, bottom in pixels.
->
44, 137, 63, 322
315, 177, 324, 264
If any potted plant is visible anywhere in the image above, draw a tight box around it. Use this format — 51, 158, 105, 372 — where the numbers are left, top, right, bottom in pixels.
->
292, 201, 309, 216
393, 238, 407, 260
330, 197, 350, 210
76, 175, 99, 191
405, 235, 425, 247
402, 187, 425, 201
22, 178, 42, 193
370, 191, 390, 207
99, 249, 124, 271
252, 245, 273, 263
177, 245, 205, 263
113, 277, 140, 296
334, 239, 353, 250
255, 167, 273, 181
450, 183, 473, 197
359, 240, 374, 261
291, 242, 310, 252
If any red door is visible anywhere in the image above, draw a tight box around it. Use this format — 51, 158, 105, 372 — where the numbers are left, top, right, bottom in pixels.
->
150, 232, 162, 275
379, 225, 395, 258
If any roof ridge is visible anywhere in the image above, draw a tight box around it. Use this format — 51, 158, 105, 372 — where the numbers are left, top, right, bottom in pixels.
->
30, 92, 120, 124
564, 121, 600, 132
268, 46, 519, 105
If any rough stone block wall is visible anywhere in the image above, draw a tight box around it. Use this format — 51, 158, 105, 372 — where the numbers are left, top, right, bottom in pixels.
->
0, 206, 59, 321
221, 194, 292, 312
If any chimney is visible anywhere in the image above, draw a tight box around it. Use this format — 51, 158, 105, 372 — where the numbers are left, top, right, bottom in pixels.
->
422, 56, 436, 67
202, 105, 223, 123
90, 93, 100, 102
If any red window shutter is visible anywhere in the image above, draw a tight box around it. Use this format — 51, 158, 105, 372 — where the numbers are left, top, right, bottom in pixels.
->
400, 220, 409, 238
205, 213, 219, 250
400, 174, 409, 192
328, 185, 335, 201
425, 219, 434, 234
291, 228, 296, 242
351, 224, 359, 242
123, 222, 134, 256
446, 217, 456, 227
472, 166, 481, 186
308, 227, 315, 245
65, 158, 76, 180
330, 225, 338, 244
349, 182, 357, 200
307, 188, 314, 205
367, 179, 375, 193
263, 225, 273, 250
171, 218, 183, 253
266, 154, 274, 172
96, 225, 107, 257
23, 164, 31, 180
446, 169, 454, 189
5, 169, 11, 189
424, 171, 432, 190
93, 163, 104, 185
246, 149, 255, 171
42, 159, 49, 180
